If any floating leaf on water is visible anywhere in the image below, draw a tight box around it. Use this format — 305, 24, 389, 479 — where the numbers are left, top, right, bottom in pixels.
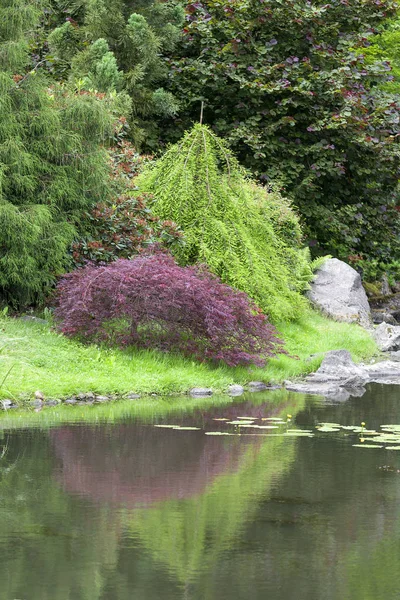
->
213, 418, 229, 421
227, 420, 254, 425
316, 427, 341, 432
283, 432, 314, 437
340, 426, 360, 430
287, 429, 313, 433
236, 416, 257, 420
205, 432, 236, 436
172, 426, 201, 431
154, 424, 180, 428
319, 423, 342, 427
261, 417, 285, 422
352, 444, 383, 448
385, 446, 400, 450
237, 424, 278, 429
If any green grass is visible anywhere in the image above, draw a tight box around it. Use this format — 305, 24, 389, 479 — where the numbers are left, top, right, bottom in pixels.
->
0, 309, 377, 401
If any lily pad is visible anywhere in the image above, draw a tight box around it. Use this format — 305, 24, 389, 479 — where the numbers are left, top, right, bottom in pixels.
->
318, 423, 342, 427
261, 417, 285, 422
213, 418, 229, 421
287, 429, 313, 433
154, 424, 181, 428
172, 426, 201, 431
205, 432, 236, 436
316, 426, 341, 432
227, 420, 254, 425
386, 446, 400, 450
237, 424, 278, 429
236, 416, 257, 420
352, 444, 383, 448
283, 432, 314, 437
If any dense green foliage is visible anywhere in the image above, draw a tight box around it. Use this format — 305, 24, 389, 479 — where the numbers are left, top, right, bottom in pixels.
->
44, 0, 185, 147
363, 16, 400, 93
139, 124, 313, 321
0, 0, 116, 307
71, 138, 182, 266
2, 0, 399, 313
162, 0, 400, 265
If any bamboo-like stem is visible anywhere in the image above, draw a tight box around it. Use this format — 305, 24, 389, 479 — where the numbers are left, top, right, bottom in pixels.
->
199, 101, 204, 124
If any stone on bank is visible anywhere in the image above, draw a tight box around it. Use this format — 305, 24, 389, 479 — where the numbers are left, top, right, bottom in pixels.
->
308, 258, 371, 327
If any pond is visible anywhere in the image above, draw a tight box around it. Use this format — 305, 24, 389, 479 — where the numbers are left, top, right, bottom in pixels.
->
1, 384, 400, 600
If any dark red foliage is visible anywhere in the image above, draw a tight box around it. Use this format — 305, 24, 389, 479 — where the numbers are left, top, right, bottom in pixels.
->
55, 252, 284, 367
71, 136, 182, 267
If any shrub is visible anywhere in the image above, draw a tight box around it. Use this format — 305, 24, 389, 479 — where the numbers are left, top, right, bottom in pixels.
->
55, 252, 284, 367
72, 135, 183, 266
71, 193, 183, 266
138, 123, 313, 322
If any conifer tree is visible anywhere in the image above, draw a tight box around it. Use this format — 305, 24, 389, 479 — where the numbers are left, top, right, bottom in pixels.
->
139, 124, 313, 322
0, 0, 114, 307
46, 0, 184, 147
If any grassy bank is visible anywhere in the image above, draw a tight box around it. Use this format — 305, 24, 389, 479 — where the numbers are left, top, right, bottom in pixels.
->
0, 309, 377, 401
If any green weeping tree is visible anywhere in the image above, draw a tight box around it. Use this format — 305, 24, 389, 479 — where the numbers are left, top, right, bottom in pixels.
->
0, 0, 115, 307
138, 124, 314, 322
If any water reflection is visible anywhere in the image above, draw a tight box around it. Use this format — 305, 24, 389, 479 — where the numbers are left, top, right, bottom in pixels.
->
1, 386, 400, 600
51, 425, 264, 506
50, 392, 296, 507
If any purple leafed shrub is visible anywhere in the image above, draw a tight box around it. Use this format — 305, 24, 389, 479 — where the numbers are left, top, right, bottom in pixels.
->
55, 252, 284, 367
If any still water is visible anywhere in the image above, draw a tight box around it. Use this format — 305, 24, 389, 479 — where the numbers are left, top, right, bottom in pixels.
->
1, 385, 400, 600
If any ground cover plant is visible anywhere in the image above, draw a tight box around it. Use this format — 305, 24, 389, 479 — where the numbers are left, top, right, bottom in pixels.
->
55, 252, 284, 367
139, 123, 314, 322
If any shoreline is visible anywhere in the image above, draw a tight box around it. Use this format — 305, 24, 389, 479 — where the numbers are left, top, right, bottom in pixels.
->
0, 310, 377, 411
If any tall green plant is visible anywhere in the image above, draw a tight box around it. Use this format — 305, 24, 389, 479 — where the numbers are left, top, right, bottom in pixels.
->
138, 124, 313, 321
0, 0, 115, 307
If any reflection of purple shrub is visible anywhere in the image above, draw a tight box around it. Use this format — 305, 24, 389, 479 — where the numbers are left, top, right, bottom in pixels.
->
55, 252, 284, 367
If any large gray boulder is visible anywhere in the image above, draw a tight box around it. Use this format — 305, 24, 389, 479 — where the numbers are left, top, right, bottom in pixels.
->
285, 349, 400, 399
308, 258, 371, 327
311, 350, 369, 387
373, 322, 400, 352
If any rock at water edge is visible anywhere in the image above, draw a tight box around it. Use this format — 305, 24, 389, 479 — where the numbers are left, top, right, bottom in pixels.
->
189, 388, 213, 397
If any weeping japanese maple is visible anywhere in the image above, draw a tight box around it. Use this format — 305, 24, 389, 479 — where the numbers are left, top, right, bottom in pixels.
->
55, 252, 284, 367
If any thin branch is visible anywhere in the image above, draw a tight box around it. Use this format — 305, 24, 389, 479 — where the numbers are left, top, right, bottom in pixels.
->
15, 59, 47, 88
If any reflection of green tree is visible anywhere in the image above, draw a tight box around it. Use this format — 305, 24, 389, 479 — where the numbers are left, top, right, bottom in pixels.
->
126, 423, 301, 587
0, 433, 119, 600
338, 510, 400, 600
0, 391, 306, 599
